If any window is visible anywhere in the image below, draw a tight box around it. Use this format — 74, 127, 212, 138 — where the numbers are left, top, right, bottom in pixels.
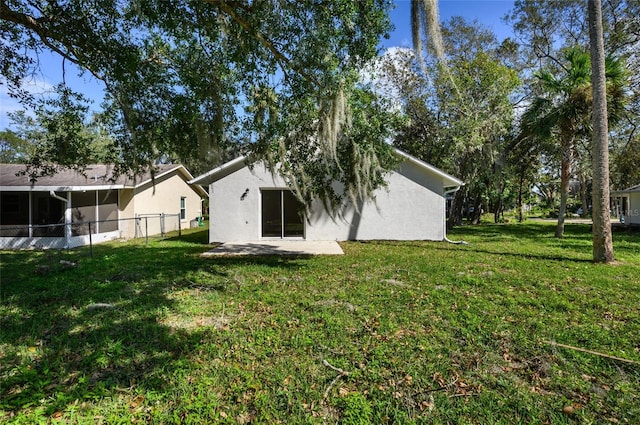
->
261, 190, 304, 238
180, 197, 186, 220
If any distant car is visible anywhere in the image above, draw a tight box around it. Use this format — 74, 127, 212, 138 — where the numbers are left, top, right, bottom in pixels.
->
576, 206, 592, 215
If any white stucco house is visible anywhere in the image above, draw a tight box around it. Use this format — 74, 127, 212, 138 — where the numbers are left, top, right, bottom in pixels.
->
189, 148, 463, 243
0, 164, 207, 249
613, 184, 640, 226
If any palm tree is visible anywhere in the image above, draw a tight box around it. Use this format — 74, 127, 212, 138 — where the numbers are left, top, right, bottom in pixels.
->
588, 0, 615, 262
519, 47, 626, 238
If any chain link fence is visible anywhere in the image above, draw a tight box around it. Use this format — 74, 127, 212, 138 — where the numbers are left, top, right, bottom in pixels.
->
0, 213, 186, 252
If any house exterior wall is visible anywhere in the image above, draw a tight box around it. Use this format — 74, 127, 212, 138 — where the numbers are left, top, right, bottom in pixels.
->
628, 192, 640, 225
208, 161, 447, 243
209, 164, 283, 242
119, 172, 203, 238
118, 189, 136, 238
306, 160, 446, 241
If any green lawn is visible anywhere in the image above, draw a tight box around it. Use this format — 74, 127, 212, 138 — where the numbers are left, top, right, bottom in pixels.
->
1, 222, 639, 424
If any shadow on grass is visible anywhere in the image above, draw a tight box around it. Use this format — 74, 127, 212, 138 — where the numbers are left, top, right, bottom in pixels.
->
449, 222, 592, 240
432, 243, 594, 263
0, 228, 308, 415
445, 222, 638, 263
361, 223, 597, 263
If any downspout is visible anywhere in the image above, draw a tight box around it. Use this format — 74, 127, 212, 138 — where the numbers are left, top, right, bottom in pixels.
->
443, 185, 468, 245
50, 191, 72, 248
49, 190, 67, 203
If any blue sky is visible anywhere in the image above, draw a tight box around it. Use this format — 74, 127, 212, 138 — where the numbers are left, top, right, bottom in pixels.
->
0, 0, 516, 130
385, 0, 515, 48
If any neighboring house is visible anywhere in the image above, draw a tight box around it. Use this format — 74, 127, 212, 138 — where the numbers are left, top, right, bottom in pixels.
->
0, 164, 207, 249
612, 184, 640, 226
190, 148, 463, 243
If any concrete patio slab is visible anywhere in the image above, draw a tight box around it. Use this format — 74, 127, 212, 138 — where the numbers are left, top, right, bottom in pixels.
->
201, 240, 344, 256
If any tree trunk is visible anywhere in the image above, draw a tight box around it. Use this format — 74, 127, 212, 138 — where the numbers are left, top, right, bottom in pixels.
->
579, 171, 589, 217
448, 189, 465, 228
517, 172, 525, 223
471, 195, 483, 225
494, 181, 505, 223
556, 143, 573, 238
588, 0, 615, 262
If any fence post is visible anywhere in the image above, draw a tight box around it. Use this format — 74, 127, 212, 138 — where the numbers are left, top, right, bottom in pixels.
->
145, 217, 149, 244
178, 215, 182, 237
161, 213, 165, 236
88, 221, 94, 258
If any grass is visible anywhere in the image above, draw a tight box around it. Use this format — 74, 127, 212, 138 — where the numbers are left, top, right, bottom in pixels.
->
1, 222, 639, 424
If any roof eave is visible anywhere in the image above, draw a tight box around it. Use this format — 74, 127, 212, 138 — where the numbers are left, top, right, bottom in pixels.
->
133, 165, 209, 198
392, 148, 464, 188
612, 183, 640, 195
188, 150, 464, 189
189, 156, 248, 186
0, 185, 128, 192
133, 165, 183, 188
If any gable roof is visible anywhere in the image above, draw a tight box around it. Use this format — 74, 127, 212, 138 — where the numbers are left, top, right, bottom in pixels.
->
0, 164, 208, 197
189, 148, 463, 188
392, 149, 464, 188
612, 183, 640, 195
188, 156, 248, 187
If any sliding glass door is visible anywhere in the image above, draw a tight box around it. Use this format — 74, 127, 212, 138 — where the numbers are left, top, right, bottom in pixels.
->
261, 190, 304, 238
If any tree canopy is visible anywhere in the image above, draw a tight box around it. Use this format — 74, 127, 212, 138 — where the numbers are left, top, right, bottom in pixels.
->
1, 0, 394, 211
4, 0, 640, 231
399, 11, 520, 225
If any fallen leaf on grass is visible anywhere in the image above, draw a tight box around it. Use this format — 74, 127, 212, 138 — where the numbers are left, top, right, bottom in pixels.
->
432, 372, 446, 387
420, 395, 435, 412
237, 412, 254, 424
403, 374, 413, 386
130, 395, 144, 409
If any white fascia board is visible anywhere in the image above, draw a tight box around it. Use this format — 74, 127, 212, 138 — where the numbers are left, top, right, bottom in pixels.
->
187, 150, 465, 190
133, 165, 209, 198
0, 185, 127, 192
612, 184, 640, 195
392, 148, 464, 188
189, 156, 248, 186
172, 166, 209, 198
133, 165, 183, 187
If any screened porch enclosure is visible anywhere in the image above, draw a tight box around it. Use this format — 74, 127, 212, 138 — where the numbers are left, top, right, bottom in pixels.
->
261, 190, 304, 238
0, 192, 66, 236
71, 190, 119, 234
0, 190, 119, 238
